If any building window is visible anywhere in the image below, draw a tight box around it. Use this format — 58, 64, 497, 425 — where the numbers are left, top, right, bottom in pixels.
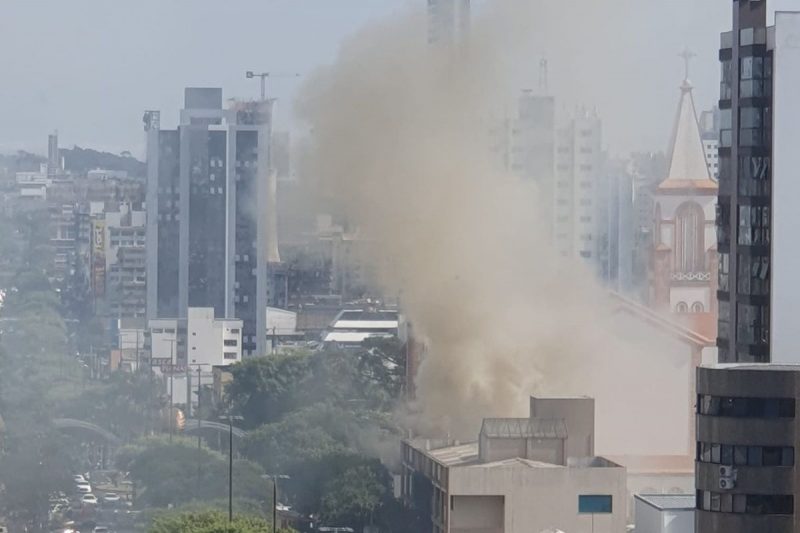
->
223, 339, 238, 347
674, 201, 705, 273
697, 491, 792, 515
230, 328, 240, 334
697, 395, 795, 418
676, 302, 689, 313
578, 495, 612, 514
223, 352, 238, 360
697, 442, 794, 466
692, 302, 705, 313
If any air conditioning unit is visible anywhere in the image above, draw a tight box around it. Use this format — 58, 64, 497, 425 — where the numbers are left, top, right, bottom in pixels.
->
719, 476, 736, 490
719, 465, 736, 478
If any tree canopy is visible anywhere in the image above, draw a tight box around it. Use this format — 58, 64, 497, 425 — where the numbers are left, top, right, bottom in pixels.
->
148, 510, 296, 533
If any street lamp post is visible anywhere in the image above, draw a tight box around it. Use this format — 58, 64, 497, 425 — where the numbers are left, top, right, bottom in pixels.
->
262, 474, 290, 533
220, 414, 243, 522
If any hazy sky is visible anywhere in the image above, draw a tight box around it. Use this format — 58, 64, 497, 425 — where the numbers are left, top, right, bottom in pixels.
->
0, 1, 794, 158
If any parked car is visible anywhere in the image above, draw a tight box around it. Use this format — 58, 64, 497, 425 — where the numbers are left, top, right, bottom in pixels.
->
93, 527, 110, 533
75, 483, 92, 494
73, 474, 87, 484
81, 494, 99, 505
102, 493, 121, 506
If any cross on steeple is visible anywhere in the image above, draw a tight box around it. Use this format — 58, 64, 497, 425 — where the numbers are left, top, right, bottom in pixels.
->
679, 48, 696, 81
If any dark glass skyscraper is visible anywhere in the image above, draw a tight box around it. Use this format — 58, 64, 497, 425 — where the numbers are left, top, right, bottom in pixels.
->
716, 0, 773, 363
146, 88, 273, 356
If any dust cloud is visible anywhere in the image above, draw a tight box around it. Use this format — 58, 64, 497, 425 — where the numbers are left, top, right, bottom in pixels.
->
295, 1, 692, 456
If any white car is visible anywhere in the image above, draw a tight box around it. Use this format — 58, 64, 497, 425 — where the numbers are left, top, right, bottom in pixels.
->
93, 527, 110, 533
73, 474, 87, 484
102, 493, 121, 504
81, 494, 98, 505
75, 483, 92, 494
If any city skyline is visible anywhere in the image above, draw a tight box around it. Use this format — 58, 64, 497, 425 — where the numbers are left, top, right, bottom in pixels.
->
0, 0, 753, 158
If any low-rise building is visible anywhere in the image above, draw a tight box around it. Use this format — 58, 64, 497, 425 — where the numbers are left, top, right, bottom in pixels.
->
146, 307, 242, 407
401, 397, 627, 533
322, 308, 399, 347
635, 494, 695, 533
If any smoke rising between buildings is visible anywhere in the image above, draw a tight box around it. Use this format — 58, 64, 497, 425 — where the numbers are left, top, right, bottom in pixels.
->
295, 1, 693, 453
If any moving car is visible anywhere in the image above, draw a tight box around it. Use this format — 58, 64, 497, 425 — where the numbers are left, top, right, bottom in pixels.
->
81, 494, 99, 505
73, 474, 87, 484
76, 483, 92, 494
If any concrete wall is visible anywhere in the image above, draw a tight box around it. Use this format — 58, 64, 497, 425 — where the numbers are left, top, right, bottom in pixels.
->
480, 436, 528, 464
451, 495, 503, 533
635, 499, 664, 533
449, 463, 627, 533
530, 397, 594, 459
635, 499, 694, 533
187, 307, 242, 368
771, 12, 800, 363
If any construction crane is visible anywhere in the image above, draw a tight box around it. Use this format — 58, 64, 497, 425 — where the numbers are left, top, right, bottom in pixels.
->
245, 71, 300, 100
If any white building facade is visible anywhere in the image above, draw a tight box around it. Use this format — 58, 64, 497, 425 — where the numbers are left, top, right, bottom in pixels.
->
554, 109, 607, 275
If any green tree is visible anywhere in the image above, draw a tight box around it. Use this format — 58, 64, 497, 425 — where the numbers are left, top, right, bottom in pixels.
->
0, 426, 75, 527
120, 438, 267, 509
319, 464, 388, 527
225, 354, 312, 427
148, 510, 296, 533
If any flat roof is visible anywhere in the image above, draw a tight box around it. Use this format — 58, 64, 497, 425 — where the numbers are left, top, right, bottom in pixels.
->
426, 442, 480, 467
635, 493, 695, 511
332, 320, 398, 329
705, 363, 800, 372
323, 331, 393, 343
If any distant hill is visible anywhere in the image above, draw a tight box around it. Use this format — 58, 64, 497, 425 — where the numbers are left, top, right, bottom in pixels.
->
0, 151, 46, 174
62, 146, 145, 177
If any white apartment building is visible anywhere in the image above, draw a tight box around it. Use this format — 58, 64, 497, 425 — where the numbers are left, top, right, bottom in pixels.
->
554, 109, 606, 272
15, 163, 51, 200
148, 307, 242, 409
186, 307, 242, 369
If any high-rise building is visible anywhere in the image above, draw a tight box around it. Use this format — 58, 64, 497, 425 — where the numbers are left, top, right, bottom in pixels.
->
696, 364, 799, 532
47, 131, 62, 177
699, 107, 721, 180
553, 108, 606, 274
145, 88, 274, 356
427, 0, 469, 45
651, 75, 718, 338
715, 1, 798, 363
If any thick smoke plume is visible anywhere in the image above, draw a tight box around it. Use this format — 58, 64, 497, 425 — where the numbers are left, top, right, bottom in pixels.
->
296, 2, 691, 455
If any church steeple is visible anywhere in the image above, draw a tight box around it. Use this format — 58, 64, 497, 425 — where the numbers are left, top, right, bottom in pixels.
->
659, 54, 717, 192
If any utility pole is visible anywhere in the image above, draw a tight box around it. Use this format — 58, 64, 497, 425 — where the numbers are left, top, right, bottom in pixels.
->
164, 337, 177, 443
262, 474, 290, 533
220, 414, 243, 522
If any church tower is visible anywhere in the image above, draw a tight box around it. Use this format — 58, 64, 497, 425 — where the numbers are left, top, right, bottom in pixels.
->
651, 66, 718, 338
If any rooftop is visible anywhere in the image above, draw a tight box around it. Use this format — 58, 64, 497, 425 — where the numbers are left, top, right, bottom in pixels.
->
480, 418, 567, 440
706, 363, 800, 372
635, 493, 695, 511
426, 442, 480, 467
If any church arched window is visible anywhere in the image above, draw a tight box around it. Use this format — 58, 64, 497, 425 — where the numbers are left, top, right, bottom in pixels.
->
676, 302, 689, 313
692, 302, 705, 313
674, 202, 705, 273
